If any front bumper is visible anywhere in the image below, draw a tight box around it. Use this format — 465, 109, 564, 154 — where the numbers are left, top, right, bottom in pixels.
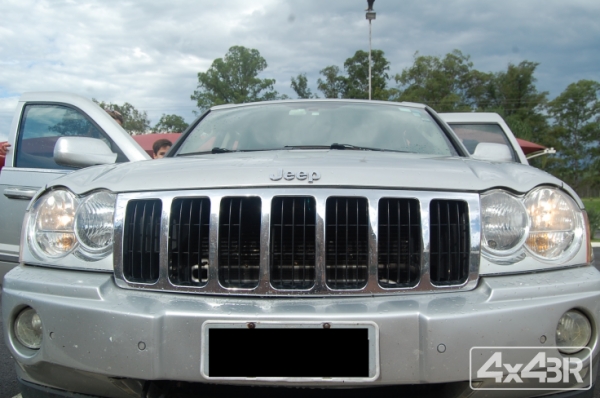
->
3, 265, 600, 398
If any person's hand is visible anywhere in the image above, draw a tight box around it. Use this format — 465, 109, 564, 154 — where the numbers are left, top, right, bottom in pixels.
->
0, 141, 10, 156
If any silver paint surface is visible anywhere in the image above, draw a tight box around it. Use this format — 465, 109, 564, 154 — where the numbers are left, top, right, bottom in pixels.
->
50, 150, 565, 197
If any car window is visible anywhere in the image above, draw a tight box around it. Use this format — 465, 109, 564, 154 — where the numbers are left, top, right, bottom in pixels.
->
447, 123, 518, 162
15, 104, 127, 170
177, 102, 458, 157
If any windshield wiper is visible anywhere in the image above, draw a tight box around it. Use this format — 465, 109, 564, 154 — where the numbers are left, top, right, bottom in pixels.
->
179, 144, 410, 157
211, 147, 234, 153
177, 147, 237, 156
284, 145, 331, 150
331, 143, 413, 153
329, 143, 383, 151
285, 143, 395, 152
178, 147, 286, 156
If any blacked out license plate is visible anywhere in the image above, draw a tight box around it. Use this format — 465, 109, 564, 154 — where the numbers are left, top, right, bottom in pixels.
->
201, 322, 379, 380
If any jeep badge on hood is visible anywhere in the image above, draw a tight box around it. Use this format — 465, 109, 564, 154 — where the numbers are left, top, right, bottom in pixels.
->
270, 169, 321, 183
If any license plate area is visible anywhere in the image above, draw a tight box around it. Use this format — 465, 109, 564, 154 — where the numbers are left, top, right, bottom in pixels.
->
201, 321, 379, 382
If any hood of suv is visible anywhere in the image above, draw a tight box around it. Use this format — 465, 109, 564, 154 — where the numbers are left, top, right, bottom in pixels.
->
51, 150, 563, 195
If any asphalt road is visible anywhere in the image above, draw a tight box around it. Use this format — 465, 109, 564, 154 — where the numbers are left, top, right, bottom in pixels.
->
2, 247, 600, 398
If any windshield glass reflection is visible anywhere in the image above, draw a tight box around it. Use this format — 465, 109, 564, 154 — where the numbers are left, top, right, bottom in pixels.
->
177, 102, 456, 156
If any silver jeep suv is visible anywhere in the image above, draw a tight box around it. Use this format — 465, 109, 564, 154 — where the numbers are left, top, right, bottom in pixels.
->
3, 99, 598, 398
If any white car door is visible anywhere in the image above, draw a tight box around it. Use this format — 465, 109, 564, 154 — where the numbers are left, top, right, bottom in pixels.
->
0, 92, 149, 282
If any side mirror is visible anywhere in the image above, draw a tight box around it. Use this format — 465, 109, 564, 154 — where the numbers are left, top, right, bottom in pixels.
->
54, 137, 118, 168
471, 143, 513, 163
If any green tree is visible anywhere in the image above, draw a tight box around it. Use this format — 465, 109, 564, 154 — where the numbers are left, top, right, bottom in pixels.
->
49, 108, 97, 137
94, 100, 150, 135
588, 208, 600, 233
191, 46, 279, 110
394, 50, 475, 112
317, 65, 346, 99
317, 50, 392, 100
153, 114, 189, 133
478, 61, 549, 143
343, 49, 391, 100
545, 80, 600, 192
290, 73, 317, 99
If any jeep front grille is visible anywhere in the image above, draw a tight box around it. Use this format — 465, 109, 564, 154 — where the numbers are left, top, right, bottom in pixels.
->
115, 189, 480, 296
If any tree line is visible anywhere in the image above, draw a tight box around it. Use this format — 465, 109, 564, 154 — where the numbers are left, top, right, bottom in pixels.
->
99, 45, 600, 200
93, 100, 189, 136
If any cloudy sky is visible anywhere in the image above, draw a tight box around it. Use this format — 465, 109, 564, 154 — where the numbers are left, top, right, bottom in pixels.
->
0, 0, 599, 140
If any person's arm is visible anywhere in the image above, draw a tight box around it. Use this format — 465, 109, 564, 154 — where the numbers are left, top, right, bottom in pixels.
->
0, 141, 10, 156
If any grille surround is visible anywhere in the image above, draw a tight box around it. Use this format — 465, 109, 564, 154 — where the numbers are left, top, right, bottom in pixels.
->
114, 188, 481, 296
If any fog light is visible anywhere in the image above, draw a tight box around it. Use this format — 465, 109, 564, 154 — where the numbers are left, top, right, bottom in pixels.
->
14, 307, 43, 349
556, 310, 591, 354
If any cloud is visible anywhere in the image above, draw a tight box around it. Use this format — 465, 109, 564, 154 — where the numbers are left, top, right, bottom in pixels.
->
0, 0, 598, 135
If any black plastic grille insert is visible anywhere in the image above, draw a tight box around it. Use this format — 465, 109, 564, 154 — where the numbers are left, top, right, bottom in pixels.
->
378, 198, 421, 288
218, 197, 262, 288
169, 198, 211, 286
270, 197, 316, 289
325, 197, 369, 289
123, 199, 162, 283
429, 200, 470, 285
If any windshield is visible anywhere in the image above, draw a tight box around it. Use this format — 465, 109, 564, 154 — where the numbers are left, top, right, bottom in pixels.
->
176, 102, 457, 156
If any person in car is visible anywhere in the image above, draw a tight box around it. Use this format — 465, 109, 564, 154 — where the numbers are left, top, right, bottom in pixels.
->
152, 138, 172, 159
0, 141, 9, 156
105, 110, 124, 126
0, 141, 8, 173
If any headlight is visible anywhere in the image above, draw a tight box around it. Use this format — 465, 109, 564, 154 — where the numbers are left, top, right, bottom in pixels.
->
524, 187, 582, 261
28, 190, 78, 258
75, 191, 117, 260
27, 189, 116, 268
480, 186, 585, 271
481, 191, 528, 262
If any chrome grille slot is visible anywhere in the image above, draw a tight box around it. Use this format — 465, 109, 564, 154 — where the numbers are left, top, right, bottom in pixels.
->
378, 198, 421, 288
218, 197, 262, 288
169, 198, 210, 286
429, 200, 470, 285
270, 197, 316, 290
325, 197, 369, 289
123, 199, 162, 283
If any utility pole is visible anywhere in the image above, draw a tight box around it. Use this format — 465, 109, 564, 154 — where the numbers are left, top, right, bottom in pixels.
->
366, 0, 376, 100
